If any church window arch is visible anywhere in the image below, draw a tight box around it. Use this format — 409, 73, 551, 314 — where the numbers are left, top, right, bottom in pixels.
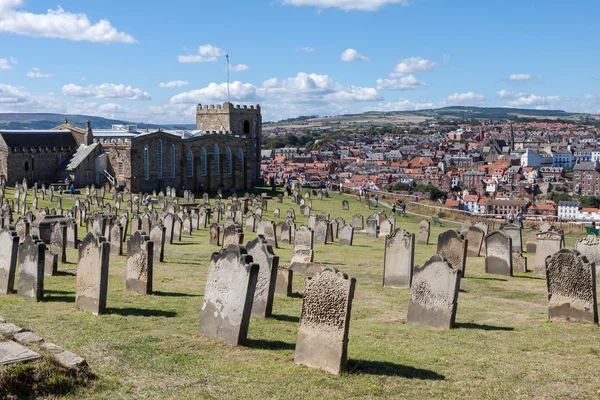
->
237, 148, 244, 173
157, 140, 163, 179
144, 146, 149, 181
200, 148, 207, 176
171, 144, 176, 178
243, 120, 250, 134
24, 161, 29, 172
225, 147, 232, 175
213, 145, 220, 176
186, 148, 194, 178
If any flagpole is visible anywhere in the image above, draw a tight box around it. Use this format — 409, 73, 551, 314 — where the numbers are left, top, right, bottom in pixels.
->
226, 54, 230, 104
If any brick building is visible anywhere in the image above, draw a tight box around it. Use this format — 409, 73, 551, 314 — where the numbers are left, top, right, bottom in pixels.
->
573, 162, 600, 196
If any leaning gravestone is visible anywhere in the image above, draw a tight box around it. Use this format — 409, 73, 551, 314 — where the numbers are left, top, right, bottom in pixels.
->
339, 224, 354, 246
535, 231, 563, 275
261, 220, 278, 249
75, 232, 110, 315
149, 224, 166, 263
526, 228, 539, 253
501, 223, 523, 253
437, 230, 468, 275
0, 228, 20, 295
17, 235, 46, 301
126, 231, 154, 295
351, 214, 364, 230
246, 236, 279, 318
294, 268, 356, 375
383, 228, 415, 288
407, 254, 462, 329
546, 249, 598, 324
198, 245, 259, 346
465, 226, 485, 257
484, 231, 513, 276
418, 219, 430, 245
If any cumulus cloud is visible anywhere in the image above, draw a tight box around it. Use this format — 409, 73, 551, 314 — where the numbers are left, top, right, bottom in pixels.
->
376, 75, 427, 91
444, 91, 485, 106
507, 94, 562, 107
371, 98, 436, 112
340, 48, 368, 62
0, 56, 17, 70
231, 64, 249, 72
497, 89, 526, 99
159, 80, 189, 88
391, 57, 437, 77
26, 67, 52, 79
178, 44, 225, 63
282, 0, 410, 11
61, 83, 152, 101
295, 46, 315, 52
509, 73, 533, 81
0, 0, 136, 43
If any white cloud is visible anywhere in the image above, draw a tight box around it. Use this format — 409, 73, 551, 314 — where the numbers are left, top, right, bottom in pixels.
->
171, 81, 259, 104
444, 92, 485, 106
26, 67, 52, 79
497, 89, 526, 99
0, 56, 18, 70
178, 44, 225, 63
295, 46, 315, 52
231, 64, 249, 72
340, 48, 368, 62
376, 75, 427, 91
0, 83, 30, 103
443, 54, 451, 63
282, 0, 410, 11
159, 80, 189, 88
391, 57, 437, 77
61, 83, 152, 101
0, 0, 136, 43
371, 98, 436, 112
507, 94, 562, 107
509, 73, 532, 81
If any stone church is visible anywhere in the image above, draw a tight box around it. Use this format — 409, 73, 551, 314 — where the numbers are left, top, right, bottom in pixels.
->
0, 102, 262, 193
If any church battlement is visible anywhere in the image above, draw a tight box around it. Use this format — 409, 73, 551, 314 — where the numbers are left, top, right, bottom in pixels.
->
197, 102, 261, 113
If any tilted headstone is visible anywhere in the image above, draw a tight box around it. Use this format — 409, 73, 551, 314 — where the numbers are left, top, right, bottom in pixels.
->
246, 236, 279, 318
339, 224, 354, 246
50, 222, 67, 265
198, 244, 259, 346
535, 231, 563, 275
126, 231, 154, 295
75, 232, 110, 315
484, 231, 513, 276
17, 235, 46, 301
436, 230, 468, 275
465, 226, 485, 257
546, 249, 598, 324
539, 222, 552, 233
576, 234, 600, 275
383, 228, 415, 288
0, 228, 20, 295
407, 254, 461, 329
418, 219, 430, 245
526, 228, 539, 253
209, 223, 221, 246
501, 224, 523, 253
294, 268, 356, 375
260, 219, 278, 249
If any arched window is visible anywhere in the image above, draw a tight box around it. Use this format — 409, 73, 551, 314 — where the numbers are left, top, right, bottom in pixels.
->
237, 148, 244, 174
186, 148, 193, 178
24, 161, 29, 172
170, 144, 176, 178
213, 145, 220, 176
225, 147, 232, 175
243, 120, 250, 134
143, 146, 149, 181
200, 148, 207, 176
157, 140, 163, 179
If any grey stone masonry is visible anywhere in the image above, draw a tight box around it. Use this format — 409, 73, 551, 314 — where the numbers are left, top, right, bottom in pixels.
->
294, 268, 356, 375
198, 244, 259, 346
126, 231, 154, 295
246, 235, 279, 318
75, 232, 110, 315
407, 255, 462, 329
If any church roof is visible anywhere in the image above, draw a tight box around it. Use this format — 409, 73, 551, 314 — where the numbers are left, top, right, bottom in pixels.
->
56, 143, 99, 171
0, 130, 77, 148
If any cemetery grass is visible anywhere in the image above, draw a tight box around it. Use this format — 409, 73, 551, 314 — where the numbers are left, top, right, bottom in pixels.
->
1, 189, 600, 399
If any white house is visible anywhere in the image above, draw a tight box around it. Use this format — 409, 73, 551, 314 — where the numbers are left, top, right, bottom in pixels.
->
557, 201, 580, 220
521, 149, 542, 167
577, 207, 600, 221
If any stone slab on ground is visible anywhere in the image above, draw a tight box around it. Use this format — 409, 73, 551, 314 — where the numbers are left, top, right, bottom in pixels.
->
0, 323, 24, 335
13, 331, 43, 344
0, 340, 41, 365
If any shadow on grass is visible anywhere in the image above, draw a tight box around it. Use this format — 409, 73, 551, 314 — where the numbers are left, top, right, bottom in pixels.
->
153, 291, 200, 298
55, 270, 77, 276
271, 313, 300, 323
290, 292, 303, 299
459, 289, 468, 293
170, 242, 195, 246
107, 308, 177, 318
348, 360, 445, 380
246, 338, 295, 351
42, 295, 76, 303
468, 276, 508, 282
455, 322, 514, 331
514, 274, 545, 280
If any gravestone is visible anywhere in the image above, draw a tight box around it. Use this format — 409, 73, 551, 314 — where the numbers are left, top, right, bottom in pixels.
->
182, 214, 192, 236
0, 228, 20, 295
209, 223, 221, 246
339, 224, 354, 246
246, 236, 279, 318
365, 217, 378, 238
407, 255, 462, 329
378, 220, 393, 241
465, 226, 485, 257
352, 214, 364, 230
314, 219, 329, 245
163, 214, 175, 244
526, 228, 539, 253
535, 231, 563, 275
149, 224, 166, 263
436, 230, 467, 275
172, 215, 182, 242
540, 222, 552, 233
17, 235, 46, 301
198, 245, 259, 346
261, 219, 278, 249
546, 249, 598, 323
290, 226, 314, 273
222, 223, 244, 248
418, 219, 430, 245
66, 218, 78, 249
294, 268, 356, 375
273, 208, 280, 218
245, 214, 256, 233
576, 234, 600, 275
484, 231, 513, 276
512, 253, 528, 273
501, 224, 523, 253
75, 232, 110, 315
342, 200, 349, 211
126, 231, 154, 295
383, 228, 415, 288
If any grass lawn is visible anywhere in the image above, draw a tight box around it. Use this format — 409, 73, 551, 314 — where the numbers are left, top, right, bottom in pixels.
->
1, 188, 599, 399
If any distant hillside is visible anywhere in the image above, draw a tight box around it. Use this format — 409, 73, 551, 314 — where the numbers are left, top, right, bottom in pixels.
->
0, 113, 193, 130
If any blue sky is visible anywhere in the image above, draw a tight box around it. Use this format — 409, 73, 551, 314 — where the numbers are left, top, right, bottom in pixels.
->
0, 0, 598, 123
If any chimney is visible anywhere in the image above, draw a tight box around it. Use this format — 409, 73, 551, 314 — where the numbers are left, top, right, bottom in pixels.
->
86, 120, 93, 145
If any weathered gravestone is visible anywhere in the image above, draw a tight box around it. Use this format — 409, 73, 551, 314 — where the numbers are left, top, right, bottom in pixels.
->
290, 226, 314, 273
465, 226, 485, 257
66, 218, 78, 249
126, 231, 154, 295
526, 228, 539, 253
418, 219, 430, 245
407, 254, 461, 329
172, 215, 182, 242
576, 234, 600, 276
75, 232, 110, 315
339, 224, 354, 246
436, 230, 467, 275
276, 222, 291, 245
245, 214, 256, 233
17, 235, 46, 301
365, 217, 378, 238
222, 223, 244, 248
378, 220, 393, 241
209, 223, 221, 246
540, 222, 552, 233
0, 228, 20, 295
342, 200, 349, 211
501, 223, 522, 253
484, 231, 513, 276
149, 224, 166, 263
535, 231, 563, 275
512, 252, 528, 273
351, 214, 364, 230
182, 214, 192, 236
198, 245, 259, 346
246, 236, 279, 318
109, 223, 124, 256
314, 219, 329, 245
294, 268, 356, 375
383, 228, 415, 288
546, 249, 598, 324
261, 219, 278, 249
